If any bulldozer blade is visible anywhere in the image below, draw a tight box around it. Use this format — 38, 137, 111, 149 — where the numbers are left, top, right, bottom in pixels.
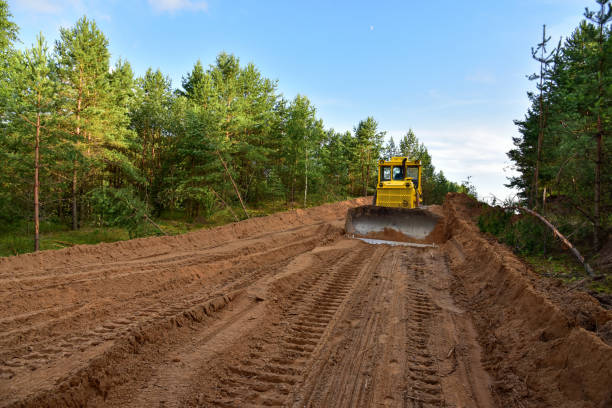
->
345, 205, 442, 242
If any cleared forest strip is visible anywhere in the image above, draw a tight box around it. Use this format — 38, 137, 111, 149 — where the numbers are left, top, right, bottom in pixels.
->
1, 194, 610, 407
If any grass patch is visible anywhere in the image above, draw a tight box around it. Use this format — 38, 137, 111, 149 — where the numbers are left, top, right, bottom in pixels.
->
40, 227, 130, 250
477, 203, 611, 296
0, 195, 359, 258
0, 223, 130, 257
524, 252, 612, 295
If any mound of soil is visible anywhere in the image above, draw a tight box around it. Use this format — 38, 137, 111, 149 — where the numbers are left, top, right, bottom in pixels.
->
443, 192, 612, 408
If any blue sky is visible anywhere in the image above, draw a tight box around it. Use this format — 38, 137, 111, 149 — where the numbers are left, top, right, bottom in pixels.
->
7, 0, 591, 200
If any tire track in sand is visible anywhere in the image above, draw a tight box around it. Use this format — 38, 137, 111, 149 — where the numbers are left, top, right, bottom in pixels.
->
199, 244, 387, 407
293, 245, 399, 407
0, 224, 345, 407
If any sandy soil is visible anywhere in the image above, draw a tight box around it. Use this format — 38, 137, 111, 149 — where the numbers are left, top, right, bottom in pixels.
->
0, 195, 610, 407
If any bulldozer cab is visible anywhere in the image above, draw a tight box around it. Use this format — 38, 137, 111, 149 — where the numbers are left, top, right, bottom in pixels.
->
374, 157, 422, 208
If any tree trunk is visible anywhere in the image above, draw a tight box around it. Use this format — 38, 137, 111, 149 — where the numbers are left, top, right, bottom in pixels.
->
57, 176, 63, 221
532, 32, 545, 209
594, 119, 602, 250
361, 161, 366, 197
34, 111, 40, 251
593, 12, 604, 251
366, 150, 371, 197
512, 206, 594, 276
72, 83, 82, 231
210, 188, 239, 222
72, 165, 78, 230
365, 163, 370, 197
304, 146, 308, 207
291, 157, 297, 204
216, 150, 249, 219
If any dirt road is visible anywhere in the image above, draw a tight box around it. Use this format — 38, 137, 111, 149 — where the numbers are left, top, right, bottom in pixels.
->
1, 195, 610, 407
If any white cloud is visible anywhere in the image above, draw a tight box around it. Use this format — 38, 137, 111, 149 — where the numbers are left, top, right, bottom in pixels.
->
387, 123, 520, 200
148, 0, 208, 13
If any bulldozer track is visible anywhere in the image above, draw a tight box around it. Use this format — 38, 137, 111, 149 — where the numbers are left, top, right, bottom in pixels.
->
403, 282, 443, 406
202, 245, 385, 407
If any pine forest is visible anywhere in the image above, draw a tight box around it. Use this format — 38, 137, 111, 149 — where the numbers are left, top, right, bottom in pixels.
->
0, 2, 465, 254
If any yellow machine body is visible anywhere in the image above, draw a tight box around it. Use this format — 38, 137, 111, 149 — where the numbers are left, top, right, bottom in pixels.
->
374, 157, 422, 208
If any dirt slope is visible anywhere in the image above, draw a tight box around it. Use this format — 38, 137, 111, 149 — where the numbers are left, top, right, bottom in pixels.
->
0, 195, 610, 407
443, 193, 612, 408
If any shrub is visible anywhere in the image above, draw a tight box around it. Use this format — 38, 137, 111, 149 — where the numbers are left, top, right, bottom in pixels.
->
478, 205, 558, 255
89, 187, 160, 238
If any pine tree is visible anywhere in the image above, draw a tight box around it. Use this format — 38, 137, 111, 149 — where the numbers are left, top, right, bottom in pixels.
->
528, 25, 560, 209
277, 95, 322, 204
398, 129, 434, 174
55, 16, 137, 229
0, 0, 18, 118
11, 34, 57, 250
509, 2, 612, 252
383, 137, 398, 160
354, 117, 385, 196
180, 60, 208, 102
178, 54, 282, 211
584, 0, 612, 249
320, 130, 354, 196
0, 0, 17, 52
131, 68, 174, 212
107, 59, 141, 187
0, 0, 20, 223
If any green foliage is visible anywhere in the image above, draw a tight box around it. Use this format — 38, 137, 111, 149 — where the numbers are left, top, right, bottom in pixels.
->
509, 1, 612, 251
89, 187, 157, 238
0, 2, 467, 255
353, 117, 385, 196
459, 176, 478, 200
0, 234, 34, 256
0, 0, 17, 52
478, 205, 558, 255
477, 206, 513, 236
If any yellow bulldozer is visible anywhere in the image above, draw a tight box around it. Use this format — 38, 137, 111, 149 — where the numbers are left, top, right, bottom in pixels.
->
345, 156, 440, 244
373, 157, 422, 208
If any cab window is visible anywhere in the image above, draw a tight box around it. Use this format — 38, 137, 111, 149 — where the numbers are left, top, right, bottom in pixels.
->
406, 166, 419, 187
380, 166, 391, 181
392, 166, 404, 180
